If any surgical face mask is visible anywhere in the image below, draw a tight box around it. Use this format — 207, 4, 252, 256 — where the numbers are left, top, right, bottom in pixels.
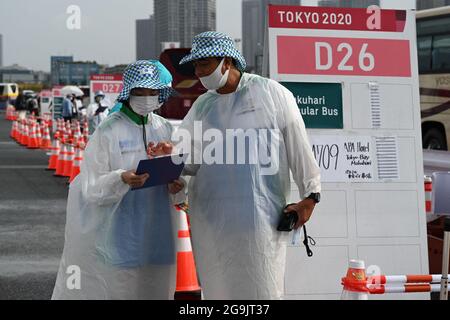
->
199, 58, 230, 91
129, 95, 162, 116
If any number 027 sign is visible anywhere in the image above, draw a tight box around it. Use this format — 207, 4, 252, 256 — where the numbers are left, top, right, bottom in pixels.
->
90, 74, 123, 105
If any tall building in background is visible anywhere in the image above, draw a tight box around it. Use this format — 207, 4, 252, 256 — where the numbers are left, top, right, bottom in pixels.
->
242, 0, 301, 74
0, 34, 3, 67
154, 0, 216, 56
136, 15, 157, 60
417, 0, 450, 10
182, 0, 216, 48
318, 0, 380, 7
51, 56, 73, 86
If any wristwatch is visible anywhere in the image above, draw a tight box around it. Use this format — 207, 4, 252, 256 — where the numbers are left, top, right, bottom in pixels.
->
307, 193, 321, 204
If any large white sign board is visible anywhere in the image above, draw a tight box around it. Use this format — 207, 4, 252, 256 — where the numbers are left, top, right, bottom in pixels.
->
268, 5, 429, 300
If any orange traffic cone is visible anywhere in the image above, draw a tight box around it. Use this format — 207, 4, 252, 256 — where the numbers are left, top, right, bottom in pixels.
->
20, 120, 29, 146
16, 121, 23, 143
63, 144, 75, 177
69, 146, 84, 183
341, 260, 369, 300
47, 139, 60, 171
27, 122, 40, 149
40, 124, 52, 151
54, 144, 67, 177
174, 206, 202, 300
10, 120, 18, 140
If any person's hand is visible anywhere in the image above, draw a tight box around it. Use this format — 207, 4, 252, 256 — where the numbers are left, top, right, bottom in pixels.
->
147, 141, 173, 159
121, 170, 149, 188
284, 198, 317, 230
168, 179, 184, 194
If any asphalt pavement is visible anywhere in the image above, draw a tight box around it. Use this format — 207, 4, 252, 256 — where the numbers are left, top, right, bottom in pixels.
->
0, 111, 68, 300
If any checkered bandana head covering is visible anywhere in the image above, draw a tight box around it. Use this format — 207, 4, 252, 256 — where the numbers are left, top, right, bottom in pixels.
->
117, 60, 174, 103
179, 31, 246, 72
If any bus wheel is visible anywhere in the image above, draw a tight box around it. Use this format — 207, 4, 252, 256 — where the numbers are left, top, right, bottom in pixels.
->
423, 128, 447, 150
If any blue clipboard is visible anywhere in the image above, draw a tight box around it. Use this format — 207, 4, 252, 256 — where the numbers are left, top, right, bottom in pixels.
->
131, 154, 188, 191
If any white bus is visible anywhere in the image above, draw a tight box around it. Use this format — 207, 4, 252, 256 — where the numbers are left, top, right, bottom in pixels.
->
417, 6, 450, 150
0, 83, 19, 109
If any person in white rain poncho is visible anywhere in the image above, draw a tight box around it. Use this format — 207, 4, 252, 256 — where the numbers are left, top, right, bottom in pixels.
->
173, 32, 321, 299
86, 90, 111, 133
52, 60, 185, 300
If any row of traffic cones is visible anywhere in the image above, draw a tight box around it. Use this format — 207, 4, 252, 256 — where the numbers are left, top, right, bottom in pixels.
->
10, 115, 53, 150
10, 114, 86, 184
48, 119, 87, 183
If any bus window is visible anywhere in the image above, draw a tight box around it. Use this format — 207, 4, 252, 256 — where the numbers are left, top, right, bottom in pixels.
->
418, 36, 432, 73
417, 15, 450, 36
432, 34, 450, 71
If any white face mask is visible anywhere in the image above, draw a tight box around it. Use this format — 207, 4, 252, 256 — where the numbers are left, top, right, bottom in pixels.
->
199, 58, 230, 91
129, 95, 162, 116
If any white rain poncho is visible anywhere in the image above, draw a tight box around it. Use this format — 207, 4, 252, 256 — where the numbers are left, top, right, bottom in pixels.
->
52, 110, 180, 300
175, 73, 321, 299
86, 97, 112, 133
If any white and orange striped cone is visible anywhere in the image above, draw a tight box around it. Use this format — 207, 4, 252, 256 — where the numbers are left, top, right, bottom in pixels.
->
16, 120, 23, 143
54, 144, 67, 177
341, 260, 369, 300
40, 124, 52, 151
47, 139, 60, 171
69, 146, 84, 183
27, 121, 40, 149
5, 105, 15, 120
63, 144, 75, 178
83, 121, 89, 142
73, 122, 82, 142
10, 120, 18, 140
425, 176, 433, 214
20, 120, 29, 146
36, 122, 43, 147
174, 206, 202, 300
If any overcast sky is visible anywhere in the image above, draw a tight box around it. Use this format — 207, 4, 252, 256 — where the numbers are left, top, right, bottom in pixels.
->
0, 0, 415, 72
0, 0, 242, 72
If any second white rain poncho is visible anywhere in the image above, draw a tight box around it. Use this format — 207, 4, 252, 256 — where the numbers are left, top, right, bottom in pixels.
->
176, 72, 321, 299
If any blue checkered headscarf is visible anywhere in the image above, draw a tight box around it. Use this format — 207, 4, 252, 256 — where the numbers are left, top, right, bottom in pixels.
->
179, 31, 246, 72
117, 60, 174, 103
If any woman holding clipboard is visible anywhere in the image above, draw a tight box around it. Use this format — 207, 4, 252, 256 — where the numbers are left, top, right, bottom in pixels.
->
52, 60, 184, 300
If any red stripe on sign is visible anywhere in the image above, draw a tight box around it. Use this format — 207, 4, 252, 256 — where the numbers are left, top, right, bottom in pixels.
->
268, 5, 406, 32
277, 36, 411, 77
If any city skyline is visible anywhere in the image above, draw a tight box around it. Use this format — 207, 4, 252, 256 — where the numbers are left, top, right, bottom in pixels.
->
0, 0, 431, 74
0, 0, 240, 72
